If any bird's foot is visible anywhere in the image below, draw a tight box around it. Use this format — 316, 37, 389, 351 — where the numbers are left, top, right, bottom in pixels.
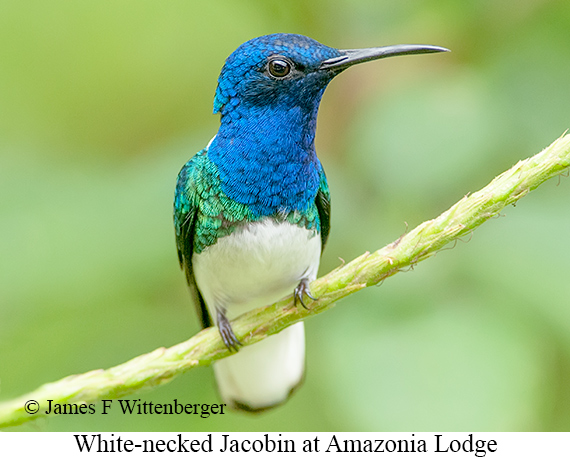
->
216, 308, 241, 352
294, 278, 316, 309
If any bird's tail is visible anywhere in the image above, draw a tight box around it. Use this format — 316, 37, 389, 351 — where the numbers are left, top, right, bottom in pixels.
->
213, 322, 305, 412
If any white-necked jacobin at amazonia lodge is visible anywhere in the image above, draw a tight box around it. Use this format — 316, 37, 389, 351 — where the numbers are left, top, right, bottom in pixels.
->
174, 33, 448, 412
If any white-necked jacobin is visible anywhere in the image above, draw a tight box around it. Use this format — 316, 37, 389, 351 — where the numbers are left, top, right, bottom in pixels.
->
174, 33, 448, 412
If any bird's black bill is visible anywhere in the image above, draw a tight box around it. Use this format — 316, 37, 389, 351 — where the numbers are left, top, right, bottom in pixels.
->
320, 44, 449, 71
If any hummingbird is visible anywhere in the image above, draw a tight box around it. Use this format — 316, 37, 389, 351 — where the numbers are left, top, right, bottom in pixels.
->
174, 33, 448, 412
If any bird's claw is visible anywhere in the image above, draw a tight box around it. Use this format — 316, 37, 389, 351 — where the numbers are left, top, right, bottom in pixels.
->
294, 278, 316, 309
217, 309, 241, 352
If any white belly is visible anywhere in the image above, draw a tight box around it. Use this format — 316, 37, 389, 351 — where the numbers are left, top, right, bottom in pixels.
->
192, 218, 321, 410
193, 219, 321, 320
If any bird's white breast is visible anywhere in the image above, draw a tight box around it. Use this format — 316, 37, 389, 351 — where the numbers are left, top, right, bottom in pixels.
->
193, 219, 321, 320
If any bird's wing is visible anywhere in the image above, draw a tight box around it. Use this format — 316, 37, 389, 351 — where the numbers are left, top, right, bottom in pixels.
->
315, 166, 331, 251
174, 150, 212, 329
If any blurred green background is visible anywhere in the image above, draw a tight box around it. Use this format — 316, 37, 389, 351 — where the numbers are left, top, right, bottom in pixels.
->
1, 0, 570, 431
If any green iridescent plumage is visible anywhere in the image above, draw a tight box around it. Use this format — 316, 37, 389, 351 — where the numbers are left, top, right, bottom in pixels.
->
174, 148, 329, 255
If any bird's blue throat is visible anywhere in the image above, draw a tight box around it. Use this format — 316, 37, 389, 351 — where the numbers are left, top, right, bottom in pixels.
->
208, 92, 326, 218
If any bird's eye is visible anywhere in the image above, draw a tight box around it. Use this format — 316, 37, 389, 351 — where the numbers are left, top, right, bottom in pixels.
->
267, 58, 292, 78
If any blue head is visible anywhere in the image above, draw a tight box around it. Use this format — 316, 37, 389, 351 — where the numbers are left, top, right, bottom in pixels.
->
208, 33, 447, 217
213, 34, 341, 120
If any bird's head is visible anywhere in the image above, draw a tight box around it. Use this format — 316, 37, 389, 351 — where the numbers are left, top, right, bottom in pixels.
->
213, 33, 448, 118
213, 34, 340, 116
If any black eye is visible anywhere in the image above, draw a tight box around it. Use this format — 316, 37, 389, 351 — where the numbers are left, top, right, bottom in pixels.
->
267, 58, 292, 78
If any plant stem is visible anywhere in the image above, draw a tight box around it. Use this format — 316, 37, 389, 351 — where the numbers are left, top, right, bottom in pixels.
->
1, 133, 569, 428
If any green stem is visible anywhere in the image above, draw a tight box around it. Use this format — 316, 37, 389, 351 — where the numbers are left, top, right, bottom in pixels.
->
1, 133, 569, 428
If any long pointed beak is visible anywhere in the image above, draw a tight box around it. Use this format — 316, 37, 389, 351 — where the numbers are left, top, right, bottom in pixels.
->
320, 44, 449, 71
